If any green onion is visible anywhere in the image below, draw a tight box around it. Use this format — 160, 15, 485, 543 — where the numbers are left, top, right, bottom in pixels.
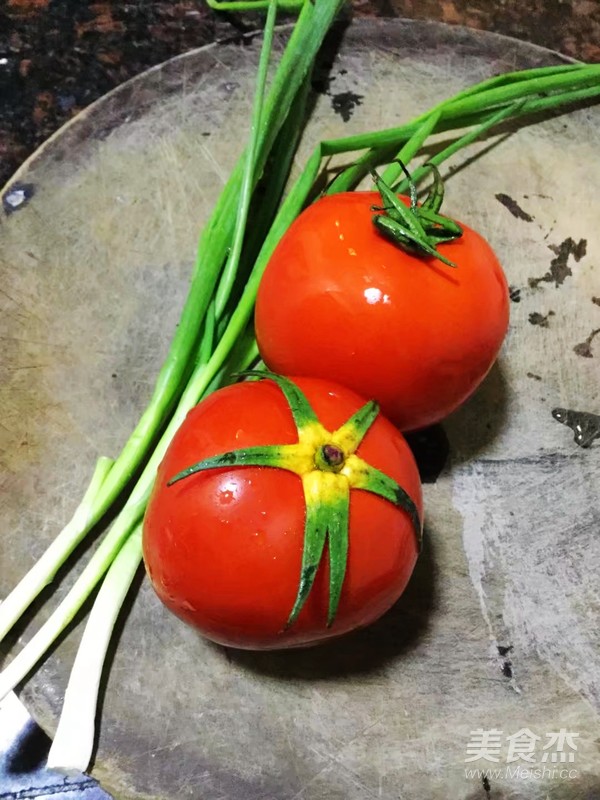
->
0, 456, 113, 642
46, 524, 143, 773
1, 0, 600, 775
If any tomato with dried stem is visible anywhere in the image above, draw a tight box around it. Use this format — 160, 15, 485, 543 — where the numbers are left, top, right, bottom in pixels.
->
142, 374, 422, 650
255, 170, 509, 432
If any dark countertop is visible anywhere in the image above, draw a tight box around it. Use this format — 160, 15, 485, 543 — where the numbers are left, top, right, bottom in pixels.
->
1, 0, 599, 188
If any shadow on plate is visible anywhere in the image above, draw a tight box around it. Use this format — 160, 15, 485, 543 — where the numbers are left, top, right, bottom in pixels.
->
443, 358, 510, 465
220, 523, 436, 681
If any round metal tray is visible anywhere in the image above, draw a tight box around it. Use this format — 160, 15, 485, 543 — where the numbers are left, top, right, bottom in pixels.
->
1, 18, 599, 800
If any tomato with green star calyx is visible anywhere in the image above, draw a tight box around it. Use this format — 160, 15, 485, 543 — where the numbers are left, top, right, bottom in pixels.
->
255, 168, 509, 432
142, 374, 422, 650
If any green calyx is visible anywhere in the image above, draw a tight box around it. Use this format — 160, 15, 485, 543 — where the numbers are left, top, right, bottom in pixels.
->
371, 161, 463, 268
168, 372, 422, 629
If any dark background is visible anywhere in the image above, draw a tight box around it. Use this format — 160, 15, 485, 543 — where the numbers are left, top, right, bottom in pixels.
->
1, 0, 599, 188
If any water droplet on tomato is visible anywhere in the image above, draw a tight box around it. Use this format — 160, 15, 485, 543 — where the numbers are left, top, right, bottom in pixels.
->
364, 286, 382, 304
217, 477, 241, 505
363, 286, 391, 305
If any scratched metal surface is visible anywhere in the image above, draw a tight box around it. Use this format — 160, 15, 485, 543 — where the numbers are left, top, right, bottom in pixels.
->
1, 18, 599, 800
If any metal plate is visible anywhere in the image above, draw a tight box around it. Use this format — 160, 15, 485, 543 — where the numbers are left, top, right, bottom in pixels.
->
1, 18, 599, 800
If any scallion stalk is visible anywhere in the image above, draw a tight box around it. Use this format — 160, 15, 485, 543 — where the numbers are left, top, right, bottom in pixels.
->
45, 524, 144, 773
0, 457, 113, 642
321, 63, 600, 157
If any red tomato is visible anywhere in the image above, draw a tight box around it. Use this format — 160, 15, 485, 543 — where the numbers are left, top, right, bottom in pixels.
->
255, 192, 509, 431
142, 377, 422, 650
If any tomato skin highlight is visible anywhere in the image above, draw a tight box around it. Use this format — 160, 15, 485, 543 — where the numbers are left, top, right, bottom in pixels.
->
255, 192, 509, 431
142, 377, 422, 650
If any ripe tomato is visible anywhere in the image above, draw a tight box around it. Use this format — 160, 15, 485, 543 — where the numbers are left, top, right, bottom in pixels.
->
142, 376, 422, 650
255, 192, 509, 431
